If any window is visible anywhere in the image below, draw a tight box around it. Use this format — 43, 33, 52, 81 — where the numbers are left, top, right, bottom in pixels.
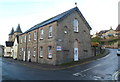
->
28, 48, 30, 55
48, 46, 52, 58
24, 35, 26, 43
20, 36, 22, 44
39, 47, 43, 57
73, 18, 79, 32
40, 29, 44, 39
28, 33, 31, 41
49, 26, 52, 37
34, 31, 37, 40
28, 48, 30, 60
33, 47, 36, 57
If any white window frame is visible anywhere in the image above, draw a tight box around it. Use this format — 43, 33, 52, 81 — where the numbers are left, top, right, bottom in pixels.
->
24, 35, 26, 43
48, 46, 52, 58
40, 47, 43, 57
49, 26, 52, 38
40, 29, 44, 40
28, 33, 31, 41
73, 18, 79, 32
34, 31, 37, 40
33, 47, 36, 57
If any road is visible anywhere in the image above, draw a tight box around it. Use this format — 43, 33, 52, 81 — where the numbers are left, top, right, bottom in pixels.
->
2, 49, 120, 80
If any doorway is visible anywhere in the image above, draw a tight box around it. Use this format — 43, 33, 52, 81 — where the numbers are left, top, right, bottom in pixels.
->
74, 40, 79, 61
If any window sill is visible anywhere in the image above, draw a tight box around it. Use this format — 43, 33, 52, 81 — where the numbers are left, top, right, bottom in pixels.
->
74, 31, 79, 33
40, 38, 43, 40
33, 55, 36, 58
39, 56, 43, 58
48, 36, 53, 39
48, 57, 52, 59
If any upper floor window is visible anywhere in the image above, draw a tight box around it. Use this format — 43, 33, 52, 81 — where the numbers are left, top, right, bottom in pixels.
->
39, 46, 43, 57
73, 18, 79, 32
49, 26, 52, 37
28, 33, 31, 41
48, 46, 52, 58
20, 36, 22, 44
24, 35, 26, 43
40, 29, 44, 40
34, 31, 37, 40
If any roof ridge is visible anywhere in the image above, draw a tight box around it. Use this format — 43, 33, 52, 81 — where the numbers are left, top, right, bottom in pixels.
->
20, 6, 91, 35
23, 7, 77, 33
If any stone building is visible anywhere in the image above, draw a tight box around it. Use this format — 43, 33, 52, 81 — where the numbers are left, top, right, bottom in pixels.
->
4, 24, 22, 58
18, 7, 93, 65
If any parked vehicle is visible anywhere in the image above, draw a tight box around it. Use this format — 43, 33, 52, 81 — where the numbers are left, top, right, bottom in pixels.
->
117, 48, 120, 56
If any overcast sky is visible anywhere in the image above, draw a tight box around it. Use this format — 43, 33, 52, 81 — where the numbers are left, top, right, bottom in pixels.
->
0, 0, 119, 45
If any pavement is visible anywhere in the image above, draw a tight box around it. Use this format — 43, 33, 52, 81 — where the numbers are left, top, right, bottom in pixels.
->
2, 49, 109, 70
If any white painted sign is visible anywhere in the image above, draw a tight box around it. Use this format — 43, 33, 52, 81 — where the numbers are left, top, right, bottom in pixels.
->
57, 46, 62, 51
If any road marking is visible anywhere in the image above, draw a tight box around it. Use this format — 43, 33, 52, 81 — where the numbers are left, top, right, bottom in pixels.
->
93, 76, 102, 80
73, 64, 102, 76
112, 70, 120, 80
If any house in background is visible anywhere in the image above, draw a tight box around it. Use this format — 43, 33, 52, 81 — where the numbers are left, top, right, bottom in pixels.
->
116, 24, 120, 48
0, 45, 4, 57
4, 41, 14, 57
4, 24, 22, 58
13, 35, 19, 59
101, 27, 117, 39
18, 7, 93, 65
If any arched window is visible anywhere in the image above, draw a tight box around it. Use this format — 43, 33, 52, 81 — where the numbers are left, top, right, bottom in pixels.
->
28, 33, 31, 41
40, 29, 44, 40
49, 26, 52, 37
73, 18, 79, 32
34, 31, 37, 40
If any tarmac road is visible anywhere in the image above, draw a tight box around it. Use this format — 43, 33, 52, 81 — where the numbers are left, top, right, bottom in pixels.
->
2, 48, 119, 81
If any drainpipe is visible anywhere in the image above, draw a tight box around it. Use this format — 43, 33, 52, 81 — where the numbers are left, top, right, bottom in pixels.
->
36, 29, 39, 63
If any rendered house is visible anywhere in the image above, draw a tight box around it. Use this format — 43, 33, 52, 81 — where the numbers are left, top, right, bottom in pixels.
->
18, 7, 93, 65
13, 35, 19, 59
4, 24, 22, 58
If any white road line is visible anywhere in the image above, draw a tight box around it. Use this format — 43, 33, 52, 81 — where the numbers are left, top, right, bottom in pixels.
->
112, 70, 120, 80
73, 64, 102, 76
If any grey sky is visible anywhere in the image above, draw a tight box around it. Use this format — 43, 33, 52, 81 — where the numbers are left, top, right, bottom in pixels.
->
0, 0, 119, 45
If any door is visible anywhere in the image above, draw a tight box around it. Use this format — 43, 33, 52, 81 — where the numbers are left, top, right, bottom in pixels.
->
74, 48, 78, 61
74, 40, 79, 61
23, 50, 25, 61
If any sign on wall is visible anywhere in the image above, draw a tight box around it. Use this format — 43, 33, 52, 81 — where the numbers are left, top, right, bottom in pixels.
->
56, 46, 62, 51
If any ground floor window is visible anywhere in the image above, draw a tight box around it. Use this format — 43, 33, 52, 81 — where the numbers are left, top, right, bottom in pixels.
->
33, 47, 36, 57
28, 48, 31, 61
39, 46, 43, 58
48, 46, 52, 58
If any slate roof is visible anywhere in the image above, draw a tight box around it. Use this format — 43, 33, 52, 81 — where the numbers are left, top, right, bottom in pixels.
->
116, 24, 120, 31
20, 7, 92, 35
9, 28, 14, 35
15, 24, 22, 33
